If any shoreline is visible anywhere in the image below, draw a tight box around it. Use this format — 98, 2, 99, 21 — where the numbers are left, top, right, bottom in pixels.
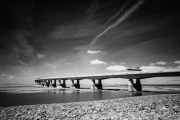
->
1, 84, 180, 94
1, 94, 180, 119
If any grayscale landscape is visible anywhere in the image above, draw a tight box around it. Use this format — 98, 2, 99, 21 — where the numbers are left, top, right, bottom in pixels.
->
0, 0, 180, 119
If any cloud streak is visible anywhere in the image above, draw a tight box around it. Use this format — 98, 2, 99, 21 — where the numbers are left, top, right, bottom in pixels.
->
102, 0, 131, 27
13, 29, 35, 58
16, 60, 28, 66
77, 0, 101, 36
149, 63, 155, 66
89, 0, 146, 46
1, 74, 15, 80
44, 56, 69, 73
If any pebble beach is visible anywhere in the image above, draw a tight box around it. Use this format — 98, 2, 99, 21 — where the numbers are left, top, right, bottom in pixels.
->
0, 94, 180, 120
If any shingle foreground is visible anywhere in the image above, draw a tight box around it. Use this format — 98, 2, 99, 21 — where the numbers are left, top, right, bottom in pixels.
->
0, 94, 180, 120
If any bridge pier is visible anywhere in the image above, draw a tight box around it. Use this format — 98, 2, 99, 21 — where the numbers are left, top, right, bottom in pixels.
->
35, 81, 37, 85
40, 80, 44, 87
49, 80, 53, 87
37, 81, 40, 85
71, 79, 80, 89
42, 80, 46, 87
59, 80, 66, 88
135, 79, 142, 91
52, 80, 57, 87
92, 79, 103, 90
45, 80, 50, 87
35, 81, 39, 85
42, 80, 47, 87
128, 79, 142, 92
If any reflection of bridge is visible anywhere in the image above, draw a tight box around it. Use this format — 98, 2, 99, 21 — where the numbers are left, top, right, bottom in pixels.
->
34, 71, 180, 91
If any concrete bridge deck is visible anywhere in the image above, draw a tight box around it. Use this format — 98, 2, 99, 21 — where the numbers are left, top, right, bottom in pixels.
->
34, 71, 180, 91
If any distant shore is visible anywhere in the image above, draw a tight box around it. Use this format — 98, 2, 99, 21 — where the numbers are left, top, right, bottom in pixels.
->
1, 94, 180, 120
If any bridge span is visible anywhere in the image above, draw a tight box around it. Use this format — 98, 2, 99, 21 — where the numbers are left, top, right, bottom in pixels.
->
34, 71, 180, 91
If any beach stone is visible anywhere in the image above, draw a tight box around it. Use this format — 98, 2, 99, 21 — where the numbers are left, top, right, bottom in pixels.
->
1, 94, 180, 120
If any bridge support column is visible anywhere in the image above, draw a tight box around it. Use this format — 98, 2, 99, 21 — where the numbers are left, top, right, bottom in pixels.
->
92, 79, 103, 90
58, 80, 66, 88
42, 80, 46, 87
128, 79, 142, 92
37, 81, 39, 85
62, 80, 66, 88
45, 80, 50, 87
49, 80, 53, 87
135, 79, 142, 91
57, 80, 61, 87
38, 81, 40, 85
36, 81, 38, 85
52, 80, 57, 87
71, 79, 80, 89
35, 81, 37, 85
37, 80, 44, 86
40, 81, 43, 86
128, 79, 134, 92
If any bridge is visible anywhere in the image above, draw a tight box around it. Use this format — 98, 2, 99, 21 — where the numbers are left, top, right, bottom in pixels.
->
34, 71, 180, 92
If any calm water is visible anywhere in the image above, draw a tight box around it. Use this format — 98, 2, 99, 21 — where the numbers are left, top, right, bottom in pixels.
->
0, 84, 180, 107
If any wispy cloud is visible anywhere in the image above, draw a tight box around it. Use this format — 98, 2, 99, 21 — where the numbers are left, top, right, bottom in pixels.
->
89, 0, 146, 46
174, 60, 180, 64
74, 0, 101, 38
141, 65, 180, 72
102, 0, 131, 27
149, 61, 166, 66
37, 53, 45, 60
140, 66, 165, 72
64, 73, 71, 75
106, 65, 126, 71
51, 20, 100, 39
73, 45, 88, 51
156, 61, 166, 65
90, 59, 107, 64
65, 63, 72, 65
16, 60, 28, 66
149, 63, 155, 66
87, 50, 103, 54
44, 56, 69, 73
17, 66, 39, 77
13, 29, 35, 57
1, 74, 15, 80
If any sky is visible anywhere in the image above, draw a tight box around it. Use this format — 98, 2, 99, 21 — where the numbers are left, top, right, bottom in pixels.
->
0, 0, 180, 84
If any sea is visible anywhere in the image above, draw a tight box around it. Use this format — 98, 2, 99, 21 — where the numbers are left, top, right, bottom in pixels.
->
0, 84, 180, 107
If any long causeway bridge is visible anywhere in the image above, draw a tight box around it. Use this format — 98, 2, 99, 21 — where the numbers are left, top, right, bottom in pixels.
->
34, 71, 180, 91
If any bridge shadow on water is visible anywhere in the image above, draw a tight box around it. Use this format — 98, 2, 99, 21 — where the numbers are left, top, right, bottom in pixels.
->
50, 86, 180, 98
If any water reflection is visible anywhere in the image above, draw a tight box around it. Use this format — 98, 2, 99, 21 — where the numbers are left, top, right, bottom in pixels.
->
93, 90, 103, 100
128, 92, 142, 96
1, 85, 180, 107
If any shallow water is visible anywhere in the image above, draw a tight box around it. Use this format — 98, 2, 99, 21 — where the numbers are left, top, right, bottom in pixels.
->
0, 84, 180, 107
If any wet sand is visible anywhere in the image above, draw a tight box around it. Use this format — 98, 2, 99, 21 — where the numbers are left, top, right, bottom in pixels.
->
0, 94, 180, 120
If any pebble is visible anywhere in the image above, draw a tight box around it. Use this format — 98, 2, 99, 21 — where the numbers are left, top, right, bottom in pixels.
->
0, 94, 180, 120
